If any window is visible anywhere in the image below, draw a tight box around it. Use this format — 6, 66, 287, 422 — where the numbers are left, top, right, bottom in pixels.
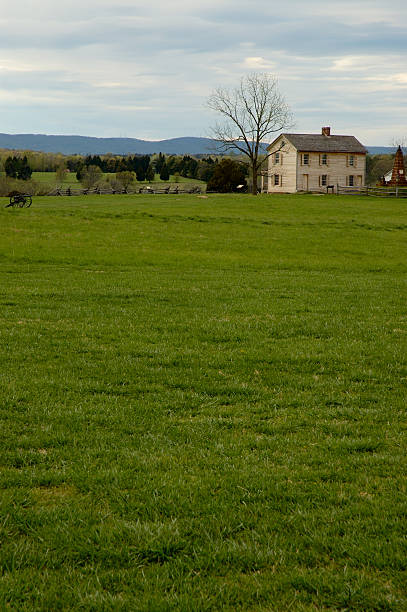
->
348, 175, 354, 186
321, 174, 327, 186
274, 174, 280, 186
348, 155, 354, 167
275, 152, 280, 164
303, 153, 309, 165
321, 154, 327, 165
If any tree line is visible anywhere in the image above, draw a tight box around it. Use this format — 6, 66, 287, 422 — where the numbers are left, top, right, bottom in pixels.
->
73, 153, 220, 182
0, 147, 251, 190
0, 150, 223, 182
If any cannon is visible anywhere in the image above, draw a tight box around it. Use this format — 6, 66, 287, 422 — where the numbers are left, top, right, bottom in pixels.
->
6, 193, 32, 208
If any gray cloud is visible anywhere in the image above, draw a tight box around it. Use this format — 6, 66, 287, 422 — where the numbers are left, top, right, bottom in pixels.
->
0, 0, 406, 142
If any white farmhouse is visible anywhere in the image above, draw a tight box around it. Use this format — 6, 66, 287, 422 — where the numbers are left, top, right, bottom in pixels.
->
263, 127, 367, 193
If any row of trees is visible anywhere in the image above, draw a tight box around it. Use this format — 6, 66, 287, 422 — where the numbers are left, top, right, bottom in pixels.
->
74, 158, 247, 192
0, 149, 212, 178
74, 153, 218, 182
0, 150, 223, 184
73, 154, 152, 179
75, 154, 248, 191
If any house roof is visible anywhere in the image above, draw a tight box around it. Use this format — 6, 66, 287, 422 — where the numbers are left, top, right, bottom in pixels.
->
268, 133, 367, 154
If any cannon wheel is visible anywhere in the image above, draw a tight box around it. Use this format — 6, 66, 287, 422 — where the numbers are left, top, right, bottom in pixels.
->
8, 194, 32, 208
9, 195, 19, 207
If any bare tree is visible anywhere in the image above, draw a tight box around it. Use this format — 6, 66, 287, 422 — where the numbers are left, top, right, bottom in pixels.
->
207, 73, 293, 195
390, 137, 406, 153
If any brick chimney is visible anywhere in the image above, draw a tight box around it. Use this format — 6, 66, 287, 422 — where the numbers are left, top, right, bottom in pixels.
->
322, 127, 331, 136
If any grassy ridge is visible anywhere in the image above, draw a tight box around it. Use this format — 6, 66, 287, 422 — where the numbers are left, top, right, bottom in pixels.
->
1, 193, 406, 610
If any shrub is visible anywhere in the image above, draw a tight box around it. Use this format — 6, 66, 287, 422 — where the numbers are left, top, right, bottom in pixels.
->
0, 176, 53, 197
115, 171, 135, 190
79, 165, 103, 190
207, 159, 246, 192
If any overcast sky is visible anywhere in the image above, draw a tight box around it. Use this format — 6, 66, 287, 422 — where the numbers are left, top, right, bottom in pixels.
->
0, 0, 406, 145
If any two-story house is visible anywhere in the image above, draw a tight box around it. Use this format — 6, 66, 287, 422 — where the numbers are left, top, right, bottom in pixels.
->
263, 127, 367, 193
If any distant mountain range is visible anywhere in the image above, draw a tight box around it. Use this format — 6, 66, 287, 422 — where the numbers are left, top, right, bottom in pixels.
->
0, 133, 395, 156
365, 146, 397, 155
0, 134, 224, 155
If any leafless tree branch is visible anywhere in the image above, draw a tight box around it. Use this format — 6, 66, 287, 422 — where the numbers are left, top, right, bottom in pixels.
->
207, 73, 293, 194
390, 137, 406, 153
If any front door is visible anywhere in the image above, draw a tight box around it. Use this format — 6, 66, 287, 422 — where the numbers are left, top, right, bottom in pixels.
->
303, 174, 309, 191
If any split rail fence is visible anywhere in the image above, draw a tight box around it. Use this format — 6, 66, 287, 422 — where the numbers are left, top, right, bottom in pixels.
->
47, 185, 203, 196
337, 185, 407, 198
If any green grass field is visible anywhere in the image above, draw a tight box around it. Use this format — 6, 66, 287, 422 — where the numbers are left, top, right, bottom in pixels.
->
31, 171, 81, 186
1, 193, 406, 610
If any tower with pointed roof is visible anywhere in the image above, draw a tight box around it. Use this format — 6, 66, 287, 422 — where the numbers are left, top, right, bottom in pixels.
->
387, 146, 407, 186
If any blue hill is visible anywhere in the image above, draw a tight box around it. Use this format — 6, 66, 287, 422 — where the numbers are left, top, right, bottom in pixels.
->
0, 133, 391, 156
0, 134, 223, 155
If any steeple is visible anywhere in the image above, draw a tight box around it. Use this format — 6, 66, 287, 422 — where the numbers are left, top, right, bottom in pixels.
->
388, 146, 407, 186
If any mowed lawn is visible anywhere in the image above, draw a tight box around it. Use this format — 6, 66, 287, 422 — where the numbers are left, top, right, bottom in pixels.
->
1, 193, 406, 611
